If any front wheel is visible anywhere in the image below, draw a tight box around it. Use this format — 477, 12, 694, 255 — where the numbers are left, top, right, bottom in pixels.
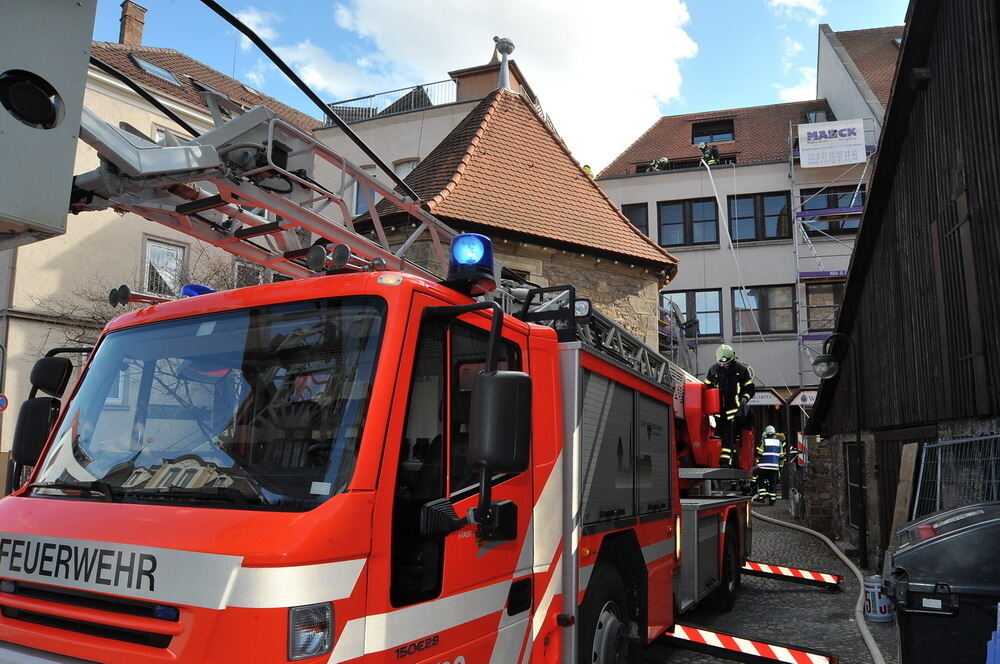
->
579, 565, 632, 664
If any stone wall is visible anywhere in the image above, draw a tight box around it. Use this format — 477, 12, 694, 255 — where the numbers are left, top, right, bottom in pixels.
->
495, 242, 662, 345
804, 417, 1000, 570
385, 230, 664, 346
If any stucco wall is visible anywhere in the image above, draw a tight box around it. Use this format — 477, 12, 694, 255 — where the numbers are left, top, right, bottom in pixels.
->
600, 161, 859, 387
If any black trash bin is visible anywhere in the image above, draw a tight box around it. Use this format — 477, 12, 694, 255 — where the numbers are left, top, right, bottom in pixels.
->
885, 501, 1000, 664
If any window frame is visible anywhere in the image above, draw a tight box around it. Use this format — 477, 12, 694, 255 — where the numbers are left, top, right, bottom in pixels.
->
691, 119, 735, 144
132, 55, 181, 85
621, 203, 649, 236
727, 191, 792, 242
657, 197, 719, 247
661, 289, 723, 338
731, 284, 797, 336
354, 166, 377, 216
799, 185, 866, 236
805, 280, 845, 333
142, 236, 187, 298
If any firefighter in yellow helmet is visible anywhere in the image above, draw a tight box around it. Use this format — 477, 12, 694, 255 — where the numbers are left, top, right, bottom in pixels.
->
705, 344, 755, 467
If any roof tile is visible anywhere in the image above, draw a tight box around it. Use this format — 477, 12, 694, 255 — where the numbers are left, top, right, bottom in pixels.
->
90, 41, 319, 131
378, 89, 675, 269
600, 100, 830, 178
834, 26, 905, 109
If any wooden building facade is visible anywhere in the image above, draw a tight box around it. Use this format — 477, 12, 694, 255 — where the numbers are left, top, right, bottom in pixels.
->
804, 0, 1000, 568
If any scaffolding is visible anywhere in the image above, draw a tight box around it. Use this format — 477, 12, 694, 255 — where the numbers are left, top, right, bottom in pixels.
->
788, 117, 878, 388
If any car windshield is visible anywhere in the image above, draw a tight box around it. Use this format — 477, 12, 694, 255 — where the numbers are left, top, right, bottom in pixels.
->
31, 296, 386, 511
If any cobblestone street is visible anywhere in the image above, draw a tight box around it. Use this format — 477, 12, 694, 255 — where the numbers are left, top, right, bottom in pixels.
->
643, 499, 899, 664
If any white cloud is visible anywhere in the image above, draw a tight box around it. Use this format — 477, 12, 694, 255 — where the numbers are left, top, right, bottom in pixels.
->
235, 8, 282, 52
780, 37, 803, 75
275, 40, 393, 100
773, 66, 817, 102
243, 59, 269, 88
325, 0, 697, 169
766, 0, 826, 24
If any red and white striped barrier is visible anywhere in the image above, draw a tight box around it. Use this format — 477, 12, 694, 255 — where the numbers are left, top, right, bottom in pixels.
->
665, 623, 838, 664
741, 560, 843, 589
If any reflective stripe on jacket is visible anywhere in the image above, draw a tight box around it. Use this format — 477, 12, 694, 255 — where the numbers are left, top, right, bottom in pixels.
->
756, 436, 783, 469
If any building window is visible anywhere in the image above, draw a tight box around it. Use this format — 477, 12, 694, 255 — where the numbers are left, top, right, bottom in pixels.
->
144, 239, 185, 297
732, 285, 795, 335
728, 192, 792, 242
354, 167, 376, 216
132, 56, 181, 85
662, 289, 722, 336
234, 260, 265, 288
658, 198, 718, 247
692, 119, 734, 144
622, 203, 649, 235
800, 185, 865, 235
806, 281, 845, 332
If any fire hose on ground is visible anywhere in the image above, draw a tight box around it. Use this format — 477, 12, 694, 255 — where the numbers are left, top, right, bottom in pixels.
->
751, 511, 888, 664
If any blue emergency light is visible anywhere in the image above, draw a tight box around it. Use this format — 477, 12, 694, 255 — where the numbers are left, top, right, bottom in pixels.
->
445, 233, 497, 295
180, 284, 216, 297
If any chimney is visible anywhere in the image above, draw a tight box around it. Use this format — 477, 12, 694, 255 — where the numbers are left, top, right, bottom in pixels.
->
493, 36, 515, 91
119, 1, 147, 47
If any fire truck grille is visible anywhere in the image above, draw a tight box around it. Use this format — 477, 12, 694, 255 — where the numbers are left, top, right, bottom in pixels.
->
0, 580, 177, 649
1, 606, 172, 648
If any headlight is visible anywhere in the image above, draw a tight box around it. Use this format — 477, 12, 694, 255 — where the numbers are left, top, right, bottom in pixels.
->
289, 603, 333, 660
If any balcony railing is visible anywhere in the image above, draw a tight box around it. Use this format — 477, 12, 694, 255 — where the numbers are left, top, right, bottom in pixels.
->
327, 80, 458, 124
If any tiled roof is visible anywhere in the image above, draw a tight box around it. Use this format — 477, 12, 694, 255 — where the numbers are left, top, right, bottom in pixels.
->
834, 26, 904, 109
599, 100, 830, 178
89, 42, 319, 131
377, 89, 676, 270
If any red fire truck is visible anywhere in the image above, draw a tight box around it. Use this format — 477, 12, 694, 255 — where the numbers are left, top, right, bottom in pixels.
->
0, 252, 753, 664
0, 10, 753, 662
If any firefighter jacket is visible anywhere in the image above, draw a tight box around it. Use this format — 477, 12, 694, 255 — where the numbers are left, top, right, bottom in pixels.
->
756, 436, 785, 470
704, 360, 755, 421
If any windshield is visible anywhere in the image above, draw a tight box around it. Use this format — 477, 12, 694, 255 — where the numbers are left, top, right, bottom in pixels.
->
32, 296, 386, 511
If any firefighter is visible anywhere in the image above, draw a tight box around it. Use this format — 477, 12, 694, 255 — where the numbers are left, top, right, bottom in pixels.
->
705, 344, 755, 467
755, 425, 785, 505
697, 142, 720, 165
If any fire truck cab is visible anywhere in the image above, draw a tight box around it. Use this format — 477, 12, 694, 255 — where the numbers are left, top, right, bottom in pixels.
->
0, 251, 750, 664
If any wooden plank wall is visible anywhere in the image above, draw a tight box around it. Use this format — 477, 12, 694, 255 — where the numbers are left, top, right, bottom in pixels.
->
826, 0, 1000, 435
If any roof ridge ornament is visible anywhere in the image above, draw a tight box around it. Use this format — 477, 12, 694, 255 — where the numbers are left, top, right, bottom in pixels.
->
493, 36, 515, 91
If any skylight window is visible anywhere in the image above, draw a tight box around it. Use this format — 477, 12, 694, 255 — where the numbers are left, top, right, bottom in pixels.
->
132, 55, 180, 85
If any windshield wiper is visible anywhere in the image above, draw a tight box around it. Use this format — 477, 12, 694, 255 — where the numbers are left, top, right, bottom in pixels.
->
114, 486, 257, 507
29, 481, 117, 502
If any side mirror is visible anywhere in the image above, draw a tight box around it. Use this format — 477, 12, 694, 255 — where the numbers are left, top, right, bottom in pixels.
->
469, 370, 531, 473
12, 397, 60, 466
30, 357, 73, 397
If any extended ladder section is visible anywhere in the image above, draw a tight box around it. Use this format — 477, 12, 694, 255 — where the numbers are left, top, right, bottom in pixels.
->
73, 100, 697, 405
73, 103, 458, 282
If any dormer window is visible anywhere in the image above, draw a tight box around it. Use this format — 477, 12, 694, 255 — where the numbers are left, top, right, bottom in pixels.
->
692, 119, 734, 144
132, 55, 180, 85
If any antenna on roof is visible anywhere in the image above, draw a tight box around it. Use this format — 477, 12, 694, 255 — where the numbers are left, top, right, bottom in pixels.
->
494, 36, 515, 91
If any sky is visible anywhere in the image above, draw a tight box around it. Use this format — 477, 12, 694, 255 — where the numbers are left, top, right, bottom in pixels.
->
91, 0, 909, 170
